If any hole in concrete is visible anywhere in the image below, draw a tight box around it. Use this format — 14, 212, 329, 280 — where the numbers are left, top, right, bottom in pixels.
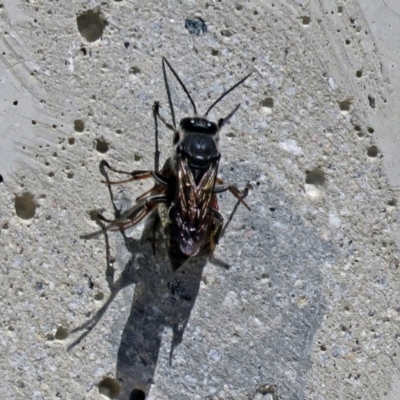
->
124, 42, 130, 49
306, 168, 325, 186
74, 119, 85, 132
77, 9, 106, 42
31, 120, 37, 125
67, 172, 74, 179
98, 377, 121, 399
80, 47, 87, 56
13, 100, 18, 106
55, 326, 68, 340
320, 344, 327, 352
48, 172, 55, 177
116, 129, 123, 134
0, 174, 3, 183
339, 99, 351, 113
367, 127, 374, 134
94, 292, 104, 301
130, 389, 146, 400
356, 69, 362, 78
185, 17, 207, 36
68, 137, 75, 145
15, 193, 36, 220
96, 139, 109, 153
89, 210, 100, 221
345, 39, 351, 45
367, 146, 378, 158
46, 333, 55, 341
368, 95, 375, 108
305, 168, 325, 199
261, 97, 273, 114
221, 28, 233, 37
235, 4, 243, 11
353, 124, 361, 132
211, 49, 219, 56
302, 16, 311, 25
357, 131, 364, 138
258, 384, 277, 396
387, 199, 397, 207
129, 66, 141, 75
16, 380, 25, 388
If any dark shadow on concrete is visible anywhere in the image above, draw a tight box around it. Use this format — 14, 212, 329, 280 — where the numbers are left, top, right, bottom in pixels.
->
114, 212, 207, 399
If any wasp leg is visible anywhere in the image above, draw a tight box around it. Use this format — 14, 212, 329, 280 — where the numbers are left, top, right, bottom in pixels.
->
81, 195, 167, 240
136, 181, 170, 203
153, 102, 175, 132
153, 101, 161, 172
220, 182, 252, 239
150, 212, 161, 255
210, 208, 224, 251
215, 178, 251, 211
96, 213, 114, 223
206, 209, 230, 269
100, 160, 168, 186
109, 195, 167, 231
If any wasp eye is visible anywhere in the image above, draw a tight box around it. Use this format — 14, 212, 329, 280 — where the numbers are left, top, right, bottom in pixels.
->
190, 119, 194, 124
207, 122, 211, 127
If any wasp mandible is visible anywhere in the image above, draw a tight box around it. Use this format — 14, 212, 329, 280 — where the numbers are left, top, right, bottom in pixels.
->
86, 58, 251, 271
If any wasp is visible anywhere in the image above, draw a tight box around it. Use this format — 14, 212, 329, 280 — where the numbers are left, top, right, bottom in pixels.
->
86, 58, 251, 271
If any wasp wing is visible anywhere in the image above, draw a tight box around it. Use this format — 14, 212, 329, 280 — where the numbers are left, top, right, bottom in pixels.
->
173, 155, 219, 257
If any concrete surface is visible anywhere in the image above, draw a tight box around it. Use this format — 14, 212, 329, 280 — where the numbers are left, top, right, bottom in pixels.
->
1, 0, 400, 399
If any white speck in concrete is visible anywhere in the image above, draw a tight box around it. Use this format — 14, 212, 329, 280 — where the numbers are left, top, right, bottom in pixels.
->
278, 139, 303, 155
329, 211, 342, 228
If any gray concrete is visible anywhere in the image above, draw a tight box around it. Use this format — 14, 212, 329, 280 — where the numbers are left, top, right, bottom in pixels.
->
1, 1, 399, 399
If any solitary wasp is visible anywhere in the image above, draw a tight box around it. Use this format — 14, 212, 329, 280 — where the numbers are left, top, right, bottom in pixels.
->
87, 58, 251, 271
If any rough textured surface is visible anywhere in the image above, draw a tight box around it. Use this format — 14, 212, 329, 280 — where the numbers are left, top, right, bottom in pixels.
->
1, 1, 400, 399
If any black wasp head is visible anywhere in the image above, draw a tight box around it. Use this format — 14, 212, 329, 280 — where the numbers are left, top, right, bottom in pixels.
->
180, 117, 218, 135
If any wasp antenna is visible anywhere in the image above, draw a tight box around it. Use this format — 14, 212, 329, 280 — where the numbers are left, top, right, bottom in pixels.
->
162, 57, 197, 115
205, 72, 252, 116
218, 103, 241, 129
162, 58, 177, 128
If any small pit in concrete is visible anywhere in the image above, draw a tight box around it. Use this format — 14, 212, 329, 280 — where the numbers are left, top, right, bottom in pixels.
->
55, 326, 68, 340
95, 139, 109, 154
77, 9, 106, 42
98, 377, 121, 399
15, 193, 36, 220
305, 168, 326, 198
74, 119, 85, 132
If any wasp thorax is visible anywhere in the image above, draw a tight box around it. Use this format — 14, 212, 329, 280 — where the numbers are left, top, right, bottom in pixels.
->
178, 117, 220, 167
